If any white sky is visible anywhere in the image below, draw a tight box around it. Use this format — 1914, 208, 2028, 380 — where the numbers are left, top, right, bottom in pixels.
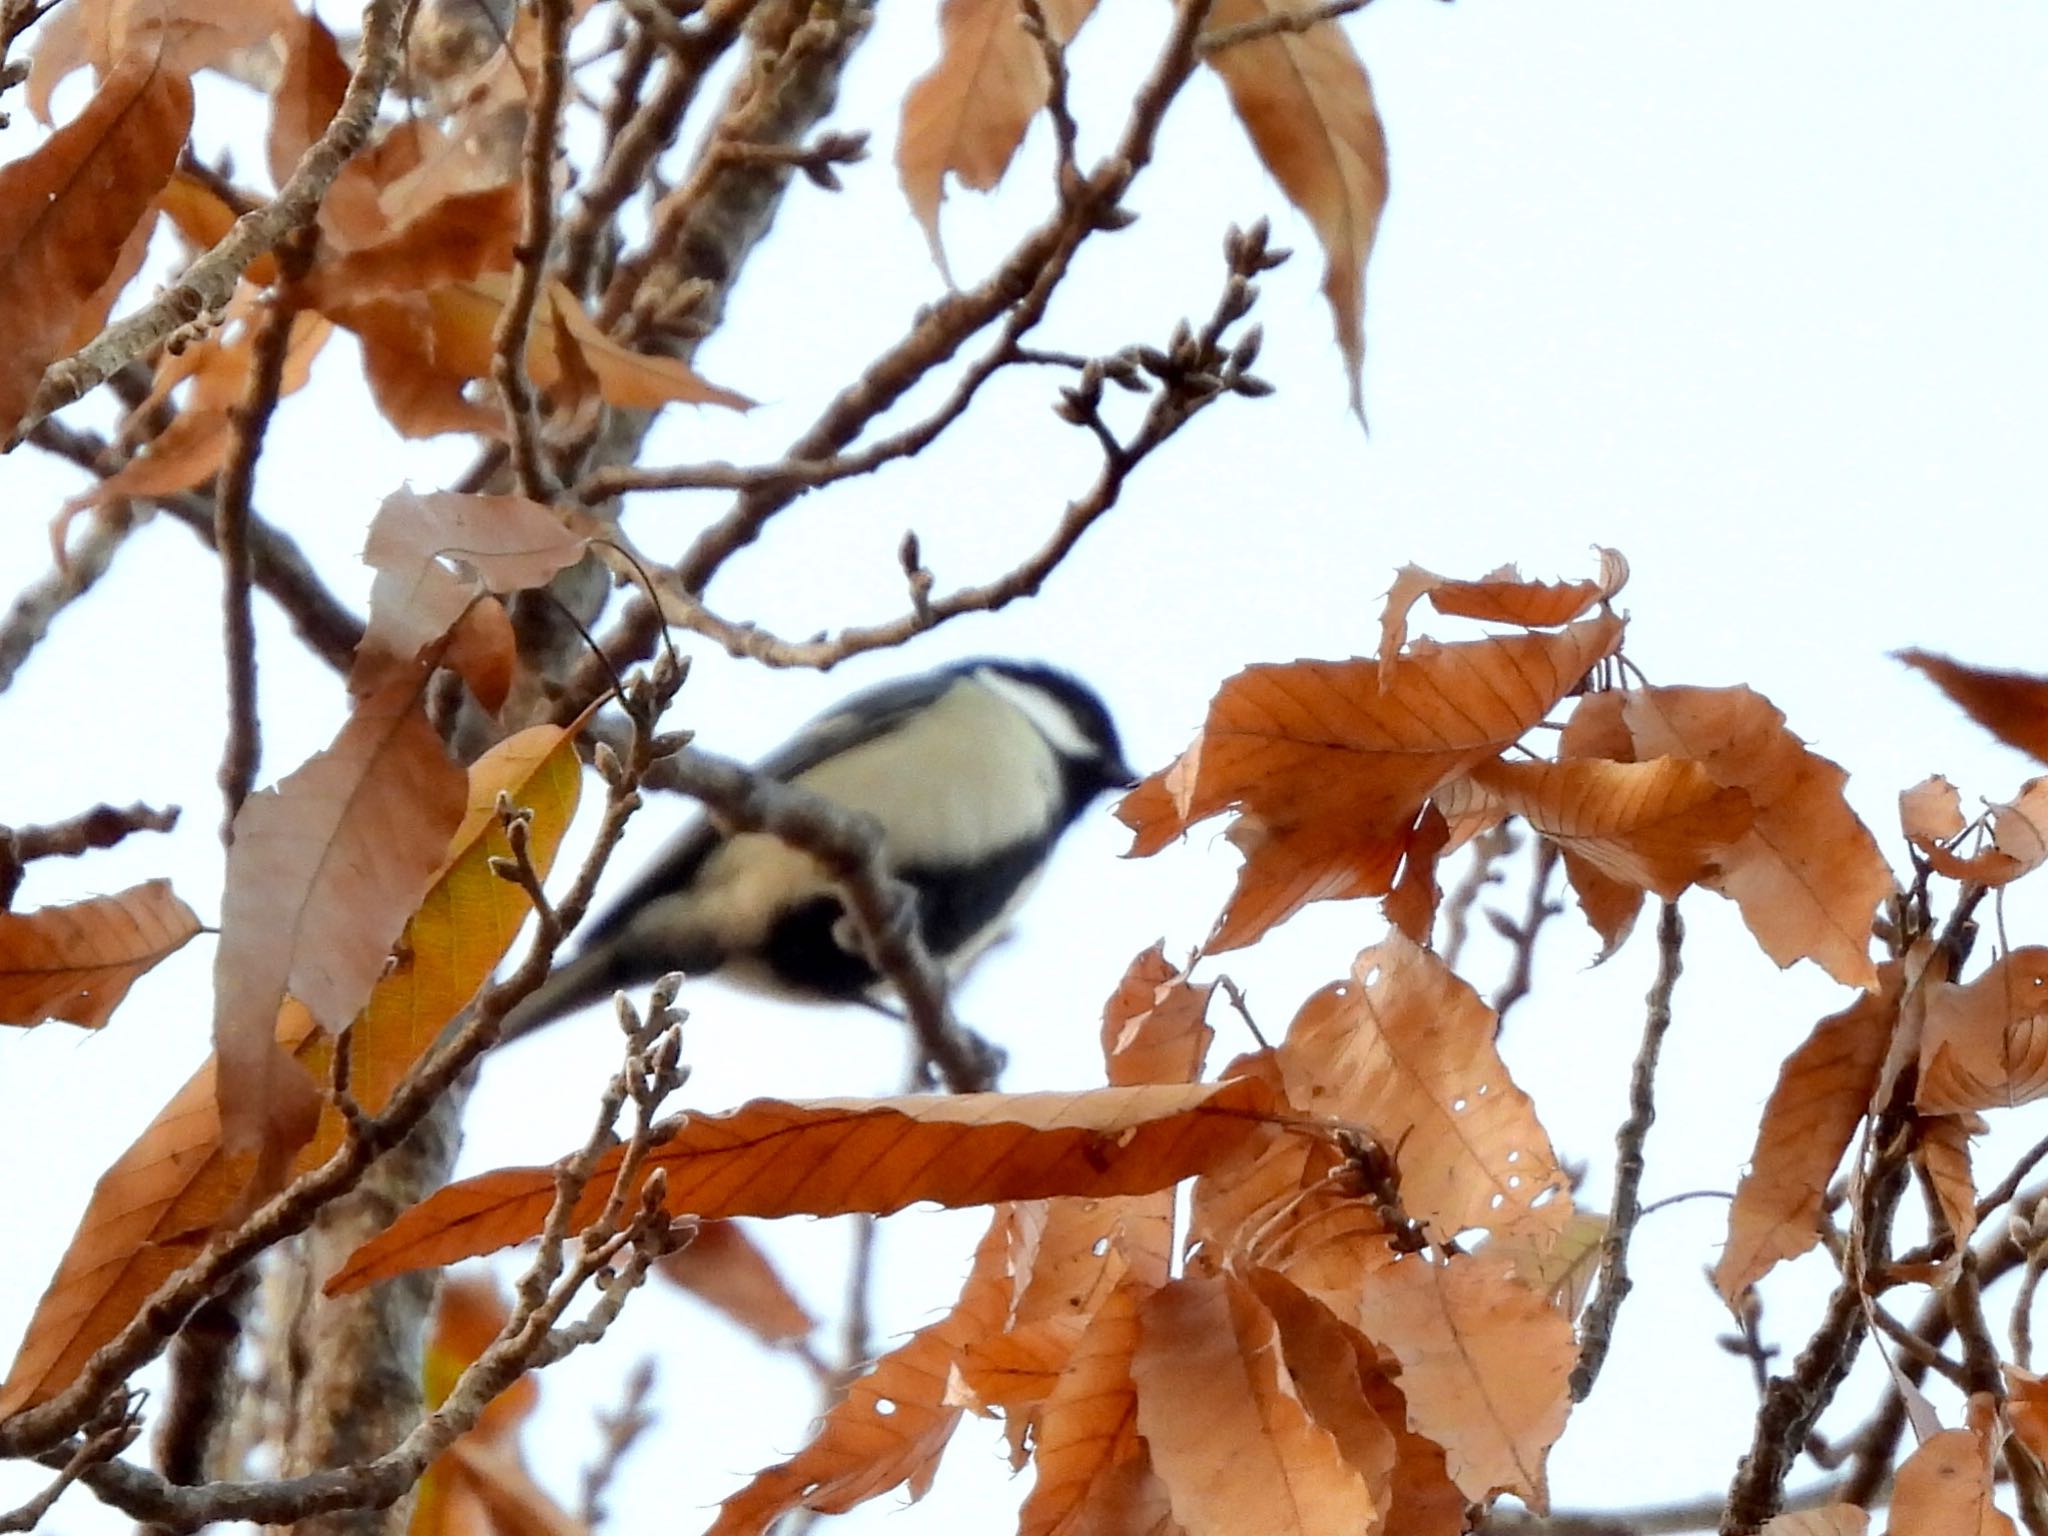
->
5, 0, 2048, 1529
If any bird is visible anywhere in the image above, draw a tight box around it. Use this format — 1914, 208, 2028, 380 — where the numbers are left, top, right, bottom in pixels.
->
497, 657, 1136, 1042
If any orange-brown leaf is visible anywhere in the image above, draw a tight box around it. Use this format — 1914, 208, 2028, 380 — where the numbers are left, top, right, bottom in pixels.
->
1016, 1277, 1156, 1536
1713, 966, 1902, 1303
1916, 1114, 1979, 1251
1122, 615, 1624, 951
897, 0, 1099, 270
0, 880, 200, 1029
1352, 1248, 1573, 1508
1757, 1510, 1869, 1536
1380, 552, 1628, 666
1886, 1400, 2016, 1536
211, 668, 467, 1157
1900, 775, 1966, 846
1246, 1270, 1397, 1509
1900, 650, 2048, 765
434, 1438, 587, 1536
1917, 948, 2048, 1113
707, 1212, 1016, 1533
656, 1221, 816, 1345
1556, 691, 1646, 954
1623, 685, 1891, 989
24, 0, 285, 122
0, 1007, 325, 1415
0, 731, 581, 1413
1355, 1369, 1466, 1536
1470, 755, 1753, 900
328, 1078, 1280, 1293
1280, 934, 1569, 1242
2004, 1365, 2048, 1466
268, 9, 350, 189
0, 56, 192, 434
1202, 0, 1386, 413
1132, 1269, 1380, 1536
1102, 943, 1216, 1090
354, 488, 592, 695
1382, 802, 1449, 944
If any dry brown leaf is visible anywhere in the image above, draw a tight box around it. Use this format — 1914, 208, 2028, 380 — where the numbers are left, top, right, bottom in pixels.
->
897, 0, 1099, 270
1485, 1206, 1609, 1319
0, 55, 192, 436
302, 186, 523, 299
1121, 615, 1624, 951
1885, 1397, 2016, 1536
1202, 0, 1386, 414
1899, 650, 2048, 766
1382, 802, 1449, 945
1016, 1277, 1160, 1536
0, 880, 200, 1029
0, 1007, 324, 1415
212, 665, 467, 1159
268, 9, 350, 190
0, 729, 583, 1413
25, 0, 287, 123
328, 1077, 1281, 1293
1132, 1268, 1381, 1536
1623, 685, 1891, 990
444, 598, 517, 716
1713, 967, 1902, 1303
655, 1221, 815, 1345
433, 1440, 587, 1536
1280, 934, 1569, 1242
1758, 1510, 1869, 1536
82, 301, 332, 505
1380, 552, 1628, 667
1916, 1114, 1979, 1251
1354, 1369, 1466, 1536
707, 1211, 1016, 1533
2005, 1365, 2048, 1465
1469, 754, 1754, 899
59, 189, 159, 354
1246, 1270, 1397, 1510
1555, 692, 1645, 955
1917, 948, 2048, 1113
1991, 778, 2048, 879
354, 488, 593, 694
1102, 943, 1216, 1091
1901, 776, 1966, 846
1351, 1247, 1573, 1508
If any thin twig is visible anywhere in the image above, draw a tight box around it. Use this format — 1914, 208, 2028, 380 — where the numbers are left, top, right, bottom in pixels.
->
1441, 821, 1517, 972
1572, 901, 1683, 1401
492, 0, 574, 498
212, 264, 307, 836
0, 802, 180, 910
1491, 839, 1562, 1025
0, 502, 141, 693
1197, 0, 1373, 53
577, 1359, 655, 1531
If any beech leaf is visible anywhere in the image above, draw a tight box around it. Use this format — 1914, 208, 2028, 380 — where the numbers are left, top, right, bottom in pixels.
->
1916, 948, 2048, 1113
1900, 650, 2048, 765
1280, 934, 1569, 1242
897, 0, 1100, 271
327, 1077, 1281, 1293
706, 1211, 1017, 1533
1713, 967, 1902, 1303
655, 1222, 816, 1345
1885, 1398, 2016, 1536
1121, 614, 1624, 951
211, 667, 467, 1159
0, 880, 200, 1029
1132, 1269, 1381, 1536
1623, 685, 1891, 990
1351, 1248, 1574, 1509
0, 55, 193, 436
1202, 0, 1387, 414
0, 728, 583, 1413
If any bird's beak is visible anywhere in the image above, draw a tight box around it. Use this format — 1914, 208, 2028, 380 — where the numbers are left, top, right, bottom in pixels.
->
1105, 756, 1140, 791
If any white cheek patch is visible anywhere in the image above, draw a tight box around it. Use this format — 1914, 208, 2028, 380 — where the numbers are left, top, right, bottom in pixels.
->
973, 667, 1098, 760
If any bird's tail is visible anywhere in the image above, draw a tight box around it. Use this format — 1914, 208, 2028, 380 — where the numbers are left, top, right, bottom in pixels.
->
495, 924, 722, 1045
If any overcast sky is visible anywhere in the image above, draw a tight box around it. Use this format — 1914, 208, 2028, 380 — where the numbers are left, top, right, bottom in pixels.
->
4, 1, 2048, 1529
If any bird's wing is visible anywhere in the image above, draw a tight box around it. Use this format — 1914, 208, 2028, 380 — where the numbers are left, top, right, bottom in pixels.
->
574, 666, 971, 948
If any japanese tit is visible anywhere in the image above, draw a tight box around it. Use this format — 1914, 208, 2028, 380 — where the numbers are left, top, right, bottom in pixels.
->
498, 658, 1136, 1041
